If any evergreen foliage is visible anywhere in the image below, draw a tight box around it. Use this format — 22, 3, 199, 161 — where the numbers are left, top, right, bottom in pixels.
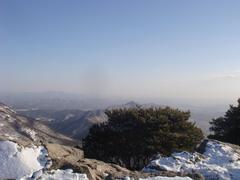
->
209, 99, 240, 145
83, 107, 203, 170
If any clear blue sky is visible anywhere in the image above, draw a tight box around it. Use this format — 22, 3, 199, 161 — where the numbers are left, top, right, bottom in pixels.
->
1, 0, 240, 101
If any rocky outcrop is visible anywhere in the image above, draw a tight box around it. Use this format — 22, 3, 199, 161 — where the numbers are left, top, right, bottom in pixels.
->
44, 142, 201, 180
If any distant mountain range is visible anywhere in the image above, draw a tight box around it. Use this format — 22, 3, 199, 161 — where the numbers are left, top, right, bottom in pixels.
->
16, 101, 145, 139
17, 101, 159, 139
0, 92, 122, 110
19, 108, 108, 139
14, 100, 225, 140
0, 92, 228, 138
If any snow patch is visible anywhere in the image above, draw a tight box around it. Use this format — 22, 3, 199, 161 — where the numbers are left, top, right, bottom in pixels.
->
0, 112, 16, 123
140, 176, 192, 180
20, 128, 37, 141
64, 114, 75, 120
0, 141, 48, 180
3, 133, 16, 140
40, 169, 88, 180
144, 140, 240, 180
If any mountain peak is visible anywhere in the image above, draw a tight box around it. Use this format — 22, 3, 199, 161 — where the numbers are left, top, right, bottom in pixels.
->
125, 101, 140, 107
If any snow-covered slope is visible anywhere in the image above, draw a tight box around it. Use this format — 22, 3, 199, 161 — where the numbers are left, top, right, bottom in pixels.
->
0, 103, 88, 179
139, 177, 192, 180
144, 140, 240, 180
0, 103, 77, 145
40, 169, 88, 180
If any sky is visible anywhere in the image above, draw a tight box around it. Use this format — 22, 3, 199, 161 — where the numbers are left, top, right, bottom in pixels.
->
1, 0, 240, 102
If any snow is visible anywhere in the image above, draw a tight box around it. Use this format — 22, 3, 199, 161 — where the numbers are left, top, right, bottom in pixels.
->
0, 104, 16, 114
140, 176, 192, 180
36, 117, 55, 121
8, 116, 16, 122
122, 176, 191, 180
0, 141, 48, 180
21, 128, 37, 141
144, 140, 240, 180
39, 169, 88, 180
4, 133, 16, 140
0, 111, 16, 123
0, 140, 88, 180
64, 114, 75, 120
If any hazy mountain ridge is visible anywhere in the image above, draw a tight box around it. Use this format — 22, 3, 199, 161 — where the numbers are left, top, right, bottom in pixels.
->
17, 101, 162, 139
0, 92, 121, 110
0, 91, 227, 138
18, 108, 107, 139
15, 100, 225, 139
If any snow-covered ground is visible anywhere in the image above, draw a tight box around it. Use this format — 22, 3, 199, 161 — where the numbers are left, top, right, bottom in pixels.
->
20, 127, 37, 141
122, 176, 191, 180
144, 140, 240, 180
140, 176, 192, 180
40, 169, 88, 180
0, 140, 88, 180
0, 104, 16, 114
0, 141, 48, 179
0, 140, 193, 180
64, 113, 75, 120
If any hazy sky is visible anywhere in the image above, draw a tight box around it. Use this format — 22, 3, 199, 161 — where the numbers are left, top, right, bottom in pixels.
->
1, 0, 240, 101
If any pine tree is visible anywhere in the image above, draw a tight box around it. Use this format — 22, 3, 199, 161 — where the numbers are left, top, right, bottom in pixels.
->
209, 99, 240, 145
83, 107, 204, 170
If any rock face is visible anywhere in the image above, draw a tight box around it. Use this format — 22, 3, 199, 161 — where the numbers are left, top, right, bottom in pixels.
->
44, 142, 201, 180
44, 142, 136, 180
